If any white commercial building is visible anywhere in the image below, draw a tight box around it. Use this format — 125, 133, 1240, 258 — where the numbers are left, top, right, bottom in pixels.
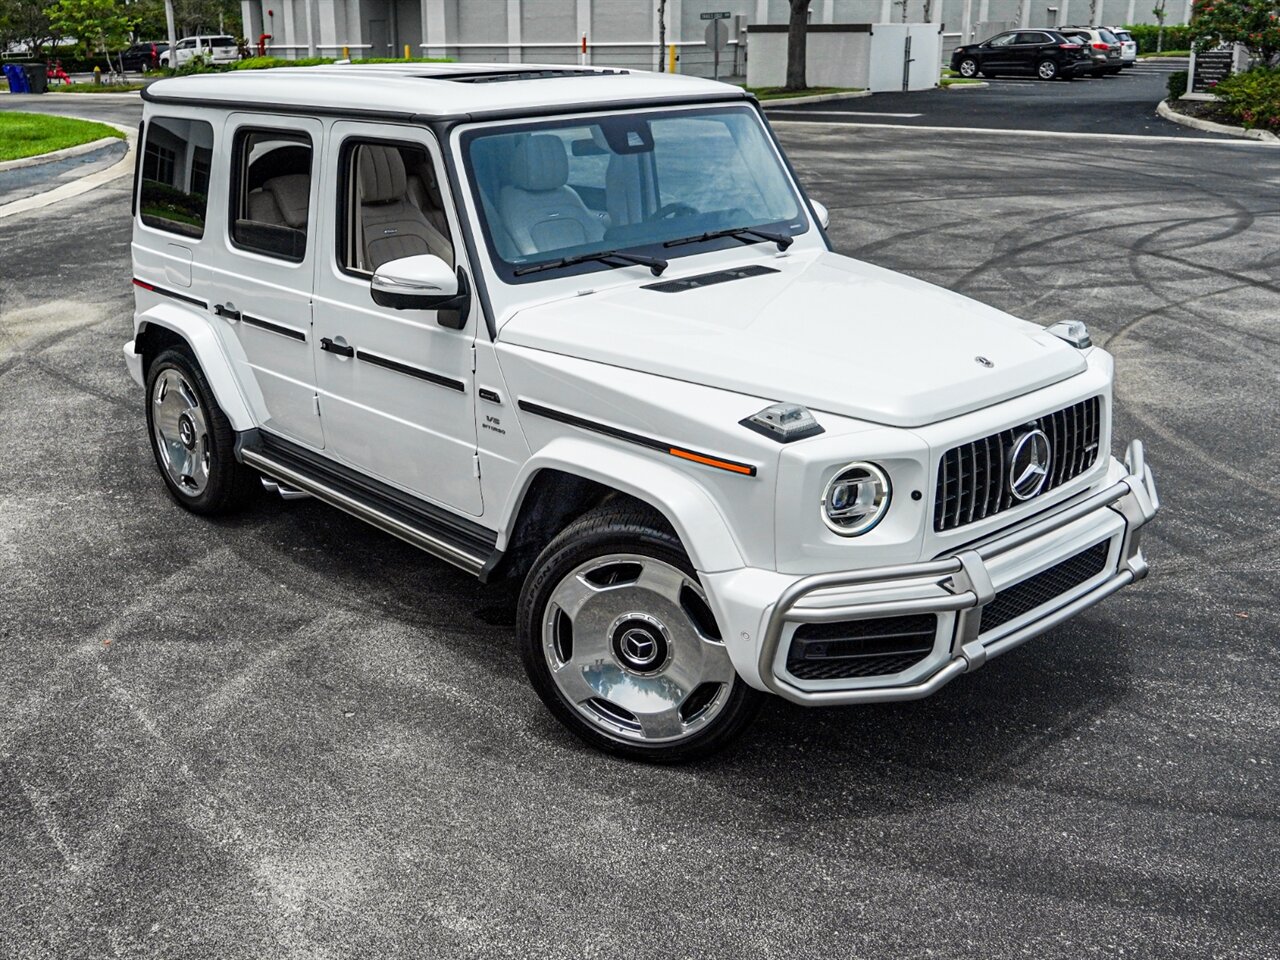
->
243, 0, 1194, 74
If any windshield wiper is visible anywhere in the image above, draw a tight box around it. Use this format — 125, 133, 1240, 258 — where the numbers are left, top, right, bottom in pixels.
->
513, 249, 668, 277
663, 225, 793, 251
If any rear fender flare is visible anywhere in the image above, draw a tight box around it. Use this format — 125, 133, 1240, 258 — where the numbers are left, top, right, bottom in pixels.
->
134, 302, 256, 431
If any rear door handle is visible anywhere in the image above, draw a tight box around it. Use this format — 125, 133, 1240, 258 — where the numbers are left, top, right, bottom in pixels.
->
214, 303, 241, 322
320, 337, 355, 358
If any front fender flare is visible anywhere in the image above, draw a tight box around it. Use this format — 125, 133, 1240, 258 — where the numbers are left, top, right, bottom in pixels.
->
499, 436, 747, 574
134, 302, 256, 432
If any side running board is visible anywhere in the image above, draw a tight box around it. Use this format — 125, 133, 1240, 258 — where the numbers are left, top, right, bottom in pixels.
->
236, 429, 500, 579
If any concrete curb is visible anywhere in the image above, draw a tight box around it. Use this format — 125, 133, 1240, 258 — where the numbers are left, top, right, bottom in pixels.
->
49, 91, 144, 99
1157, 99, 1280, 143
941, 81, 989, 91
0, 135, 122, 173
761, 90, 871, 106
0, 119, 136, 221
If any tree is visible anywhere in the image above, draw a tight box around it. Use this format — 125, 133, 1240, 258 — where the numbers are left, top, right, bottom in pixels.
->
0, 0, 56, 55
1153, 0, 1168, 52
1190, 0, 1280, 65
785, 0, 809, 91
48, 0, 131, 67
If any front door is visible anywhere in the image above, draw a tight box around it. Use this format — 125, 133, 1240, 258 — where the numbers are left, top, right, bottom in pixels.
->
983, 33, 1019, 71
311, 121, 482, 516
209, 113, 324, 449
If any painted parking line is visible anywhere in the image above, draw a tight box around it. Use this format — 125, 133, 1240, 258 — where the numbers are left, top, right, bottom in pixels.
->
765, 109, 926, 118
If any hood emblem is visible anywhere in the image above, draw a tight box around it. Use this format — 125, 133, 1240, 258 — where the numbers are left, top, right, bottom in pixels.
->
1009, 429, 1052, 501
975, 356, 994, 368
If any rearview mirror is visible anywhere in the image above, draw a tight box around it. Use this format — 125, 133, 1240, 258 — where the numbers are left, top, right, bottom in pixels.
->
371, 255, 470, 328
811, 200, 830, 231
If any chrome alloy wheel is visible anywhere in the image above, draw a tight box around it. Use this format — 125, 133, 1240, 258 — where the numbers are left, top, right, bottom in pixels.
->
151, 368, 211, 496
1038, 60, 1058, 80
541, 553, 736, 744
958, 58, 978, 78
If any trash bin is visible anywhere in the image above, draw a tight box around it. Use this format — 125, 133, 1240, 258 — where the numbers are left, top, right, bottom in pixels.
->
22, 63, 48, 94
3, 63, 31, 94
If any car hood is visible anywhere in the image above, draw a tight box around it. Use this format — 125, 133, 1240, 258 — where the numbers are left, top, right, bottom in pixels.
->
499, 251, 1088, 428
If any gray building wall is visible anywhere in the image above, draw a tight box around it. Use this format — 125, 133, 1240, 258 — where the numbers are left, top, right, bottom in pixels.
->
242, 0, 1191, 69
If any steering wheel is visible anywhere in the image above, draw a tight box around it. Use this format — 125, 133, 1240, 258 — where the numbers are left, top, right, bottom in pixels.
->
649, 202, 698, 222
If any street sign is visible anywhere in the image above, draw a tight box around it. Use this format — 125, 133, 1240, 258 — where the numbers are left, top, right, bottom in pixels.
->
700, 11, 731, 18
704, 18, 729, 80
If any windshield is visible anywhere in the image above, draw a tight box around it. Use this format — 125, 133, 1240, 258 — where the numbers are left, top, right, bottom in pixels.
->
461, 104, 807, 282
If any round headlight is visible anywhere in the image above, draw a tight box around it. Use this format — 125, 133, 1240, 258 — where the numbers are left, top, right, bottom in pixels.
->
821, 462, 891, 536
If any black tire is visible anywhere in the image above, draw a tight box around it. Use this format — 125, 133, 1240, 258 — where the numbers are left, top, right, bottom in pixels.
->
957, 56, 979, 79
1036, 58, 1059, 80
517, 502, 763, 762
144, 346, 258, 515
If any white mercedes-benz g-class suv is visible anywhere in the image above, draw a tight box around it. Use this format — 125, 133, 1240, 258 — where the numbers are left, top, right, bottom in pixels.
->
125, 64, 1159, 760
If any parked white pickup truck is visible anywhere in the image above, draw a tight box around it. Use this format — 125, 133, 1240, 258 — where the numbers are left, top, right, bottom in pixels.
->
125, 64, 1159, 760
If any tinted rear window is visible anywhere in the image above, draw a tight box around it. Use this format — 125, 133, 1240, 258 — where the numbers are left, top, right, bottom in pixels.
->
139, 116, 214, 239
1098, 29, 1118, 42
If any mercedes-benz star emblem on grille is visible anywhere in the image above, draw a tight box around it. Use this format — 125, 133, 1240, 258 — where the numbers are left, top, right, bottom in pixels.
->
1008, 428, 1052, 501
975, 356, 994, 368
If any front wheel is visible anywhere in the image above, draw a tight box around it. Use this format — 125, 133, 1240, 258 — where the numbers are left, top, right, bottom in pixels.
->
957, 57, 979, 78
517, 504, 763, 761
1037, 59, 1059, 80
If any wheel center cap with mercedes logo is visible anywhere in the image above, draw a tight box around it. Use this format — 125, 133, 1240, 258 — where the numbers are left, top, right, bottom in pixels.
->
610, 613, 671, 674
1009, 428, 1052, 500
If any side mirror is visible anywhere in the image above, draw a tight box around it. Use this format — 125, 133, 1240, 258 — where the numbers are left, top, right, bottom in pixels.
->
810, 200, 830, 231
371, 254, 470, 328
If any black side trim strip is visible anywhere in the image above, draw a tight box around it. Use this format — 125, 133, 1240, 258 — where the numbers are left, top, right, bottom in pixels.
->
241, 313, 307, 342
356, 349, 465, 392
517, 400, 757, 477
136, 280, 207, 310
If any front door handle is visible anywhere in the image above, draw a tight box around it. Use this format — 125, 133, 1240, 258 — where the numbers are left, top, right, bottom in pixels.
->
214, 303, 241, 322
320, 337, 355, 358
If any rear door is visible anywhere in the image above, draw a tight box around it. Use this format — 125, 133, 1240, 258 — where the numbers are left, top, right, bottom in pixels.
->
207, 113, 325, 449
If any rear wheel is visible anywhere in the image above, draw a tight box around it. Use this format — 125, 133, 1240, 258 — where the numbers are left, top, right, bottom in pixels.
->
517, 504, 763, 761
957, 57, 979, 78
1036, 59, 1059, 80
145, 347, 258, 515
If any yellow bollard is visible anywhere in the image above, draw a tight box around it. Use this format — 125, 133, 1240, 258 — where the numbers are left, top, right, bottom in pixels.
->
668, 44, 677, 74
342, 45, 349, 59
93, 65, 101, 85
404, 44, 410, 60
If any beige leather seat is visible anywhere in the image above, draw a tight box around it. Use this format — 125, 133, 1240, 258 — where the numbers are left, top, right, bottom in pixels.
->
498, 135, 605, 256
358, 145, 452, 271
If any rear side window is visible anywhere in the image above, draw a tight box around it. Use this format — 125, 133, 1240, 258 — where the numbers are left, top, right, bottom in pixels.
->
212, 37, 236, 47
139, 116, 214, 239
229, 128, 312, 262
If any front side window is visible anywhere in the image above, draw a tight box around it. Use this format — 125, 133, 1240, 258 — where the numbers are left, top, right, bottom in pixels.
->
462, 105, 805, 282
229, 128, 312, 261
337, 139, 455, 275
139, 116, 214, 238
989, 34, 1016, 46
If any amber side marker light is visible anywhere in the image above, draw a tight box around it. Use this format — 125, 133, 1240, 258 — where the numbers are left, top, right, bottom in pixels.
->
669, 448, 756, 476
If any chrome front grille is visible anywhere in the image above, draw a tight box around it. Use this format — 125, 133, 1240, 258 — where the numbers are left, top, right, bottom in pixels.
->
934, 396, 1102, 532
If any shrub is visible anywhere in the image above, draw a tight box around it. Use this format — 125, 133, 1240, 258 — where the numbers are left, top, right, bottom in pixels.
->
1167, 69, 1189, 98
1121, 23, 1195, 53
1212, 66, 1280, 130
1188, 0, 1280, 65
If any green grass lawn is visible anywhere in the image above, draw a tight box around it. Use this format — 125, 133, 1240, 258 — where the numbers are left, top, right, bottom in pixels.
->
0, 112, 124, 163
52, 81, 146, 93
940, 77, 983, 85
744, 86, 863, 100
1139, 50, 1191, 58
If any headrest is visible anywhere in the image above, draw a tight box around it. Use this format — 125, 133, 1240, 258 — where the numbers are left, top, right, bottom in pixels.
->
509, 135, 569, 192
359, 145, 407, 203
265, 174, 309, 229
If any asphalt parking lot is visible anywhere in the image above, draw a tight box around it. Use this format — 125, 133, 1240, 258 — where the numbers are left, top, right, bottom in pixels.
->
1, 92, 1278, 959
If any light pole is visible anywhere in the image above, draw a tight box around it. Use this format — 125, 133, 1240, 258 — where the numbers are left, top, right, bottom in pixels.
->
658, 0, 666, 71
164, 0, 177, 65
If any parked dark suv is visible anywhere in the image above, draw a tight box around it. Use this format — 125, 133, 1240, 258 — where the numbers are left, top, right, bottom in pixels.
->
951, 30, 1090, 81
120, 41, 167, 72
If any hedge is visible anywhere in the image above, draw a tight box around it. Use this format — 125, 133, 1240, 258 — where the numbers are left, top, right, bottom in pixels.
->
1167, 69, 1188, 99
1212, 67, 1280, 131
1120, 23, 1194, 53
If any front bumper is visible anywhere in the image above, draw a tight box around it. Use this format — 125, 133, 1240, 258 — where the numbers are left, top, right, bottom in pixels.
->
721, 440, 1158, 706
